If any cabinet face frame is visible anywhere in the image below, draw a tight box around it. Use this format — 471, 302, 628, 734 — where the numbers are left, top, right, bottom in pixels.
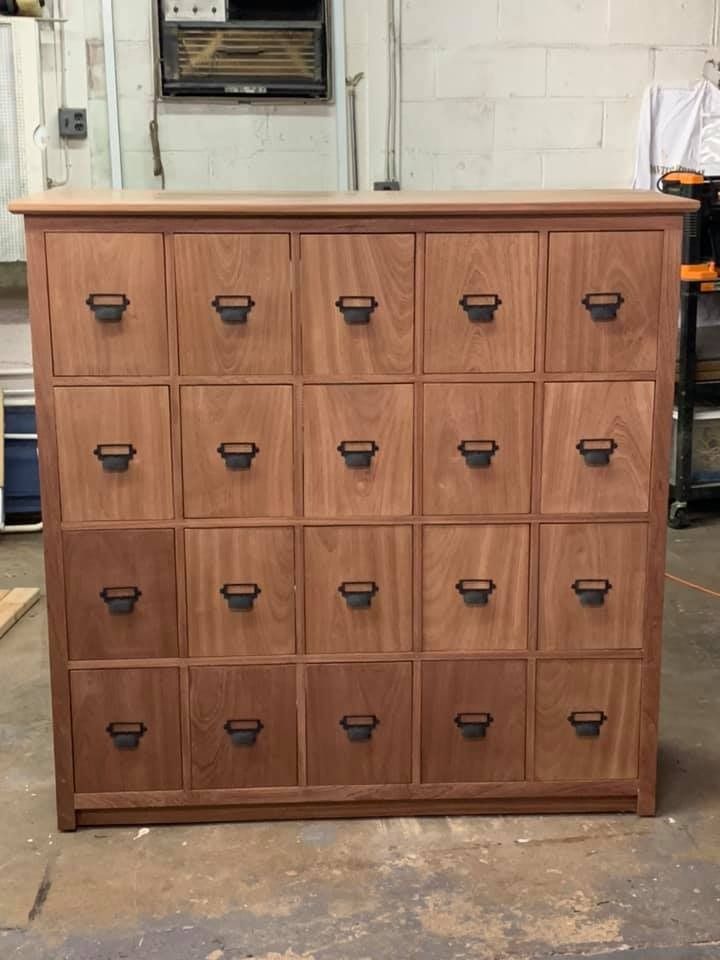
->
21, 205, 683, 828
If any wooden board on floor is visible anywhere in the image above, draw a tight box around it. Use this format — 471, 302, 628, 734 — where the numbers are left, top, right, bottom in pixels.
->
0, 588, 40, 640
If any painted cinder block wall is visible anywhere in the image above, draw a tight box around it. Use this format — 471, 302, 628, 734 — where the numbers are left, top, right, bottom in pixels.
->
52, 0, 720, 192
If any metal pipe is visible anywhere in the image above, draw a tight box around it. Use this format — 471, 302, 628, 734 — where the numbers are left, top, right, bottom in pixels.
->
331, 0, 349, 190
101, 0, 123, 188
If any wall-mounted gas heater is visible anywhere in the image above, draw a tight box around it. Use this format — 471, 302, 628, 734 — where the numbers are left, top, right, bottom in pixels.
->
156, 0, 330, 100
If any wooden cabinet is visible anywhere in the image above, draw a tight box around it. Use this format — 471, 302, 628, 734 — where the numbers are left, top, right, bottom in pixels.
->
13, 188, 689, 827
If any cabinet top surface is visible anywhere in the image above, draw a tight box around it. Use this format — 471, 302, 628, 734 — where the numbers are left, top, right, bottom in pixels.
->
9, 187, 697, 217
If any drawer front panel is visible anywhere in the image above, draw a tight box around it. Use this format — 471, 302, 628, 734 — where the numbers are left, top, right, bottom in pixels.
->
539, 523, 647, 651
423, 382, 533, 515
300, 234, 414, 375
185, 527, 295, 657
64, 529, 178, 660
190, 665, 297, 789
546, 231, 663, 373
181, 385, 294, 518
421, 660, 526, 783
46, 233, 168, 376
423, 525, 529, 651
535, 659, 641, 781
71, 667, 182, 793
175, 234, 292, 375
304, 525, 413, 654
425, 233, 538, 373
541, 381, 654, 514
55, 386, 173, 522
306, 662, 412, 785
304, 384, 414, 517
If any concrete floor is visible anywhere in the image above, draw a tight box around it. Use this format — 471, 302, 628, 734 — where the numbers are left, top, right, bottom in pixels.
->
0, 523, 719, 960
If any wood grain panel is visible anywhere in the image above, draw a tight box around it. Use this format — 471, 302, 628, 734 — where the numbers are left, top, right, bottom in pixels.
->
175, 234, 292, 375
423, 382, 533, 515
55, 386, 173, 522
304, 525, 413, 654
300, 234, 414, 375
181, 385, 293, 518
423, 525, 529, 651
306, 662, 412, 785
64, 529, 177, 660
535, 659, 641, 781
303, 384, 414, 517
539, 523, 647, 651
546, 231, 663, 373
541, 381, 654, 514
45, 233, 168, 376
425, 233, 538, 372
185, 527, 295, 657
421, 660, 526, 782
71, 668, 182, 793
190, 665, 297, 788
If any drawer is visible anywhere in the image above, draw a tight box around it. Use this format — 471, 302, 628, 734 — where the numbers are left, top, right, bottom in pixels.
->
421, 660, 526, 783
424, 233, 538, 373
46, 233, 168, 377
546, 231, 663, 373
181, 385, 294, 518
423, 525, 529, 651
303, 384, 414, 517
304, 525, 413, 654
535, 659, 641, 781
423, 383, 533, 515
55, 386, 173, 522
175, 234, 292, 375
306, 662, 412, 785
64, 529, 178, 660
300, 234, 414, 375
185, 527, 295, 657
539, 523, 647, 651
70, 667, 182, 793
190, 665, 297, 789
541, 381, 655, 514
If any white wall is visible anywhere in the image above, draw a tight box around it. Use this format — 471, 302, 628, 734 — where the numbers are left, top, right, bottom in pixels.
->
41, 0, 720, 192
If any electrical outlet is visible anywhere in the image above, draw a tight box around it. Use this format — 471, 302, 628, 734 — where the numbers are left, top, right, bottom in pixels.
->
58, 108, 87, 140
374, 180, 401, 191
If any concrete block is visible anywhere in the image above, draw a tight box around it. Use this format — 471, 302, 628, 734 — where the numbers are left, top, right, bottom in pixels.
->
401, 47, 436, 101
87, 98, 112, 188
610, 0, 714, 44
604, 99, 642, 151
121, 150, 157, 189
209, 148, 252, 188
432, 151, 543, 188
346, 0, 369, 45
155, 110, 266, 153
495, 98, 603, 149
654, 47, 711, 86
548, 47, 651, 98
400, 149, 434, 188
118, 96, 153, 153
245, 150, 335, 189
83, 0, 103, 41
402, 99, 494, 154
85, 38, 106, 100
162, 150, 211, 189
436, 46, 546, 99
264, 108, 335, 152
499, 0, 608, 44
543, 148, 634, 187
112, 3, 151, 44
402, 0, 498, 48
116, 42, 155, 100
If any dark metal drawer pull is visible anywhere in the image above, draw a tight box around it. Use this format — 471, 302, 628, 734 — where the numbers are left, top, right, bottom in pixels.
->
459, 293, 502, 323
568, 710, 607, 738
337, 440, 379, 468
224, 718, 263, 746
338, 580, 379, 609
572, 578, 612, 607
576, 438, 617, 466
458, 439, 499, 468
106, 721, 146, 750
454, 712, 494, 739
217, 441, 259, 470
86, 293, 130, 323
212, 294, 255, 324
581, 291, 624, 322
100, 585, 142, 614
93, 443, 136, 472
340, 714, 379, 742
220, 582, 261, 611
335, 295, 378, 325
455, 578, 495, 606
